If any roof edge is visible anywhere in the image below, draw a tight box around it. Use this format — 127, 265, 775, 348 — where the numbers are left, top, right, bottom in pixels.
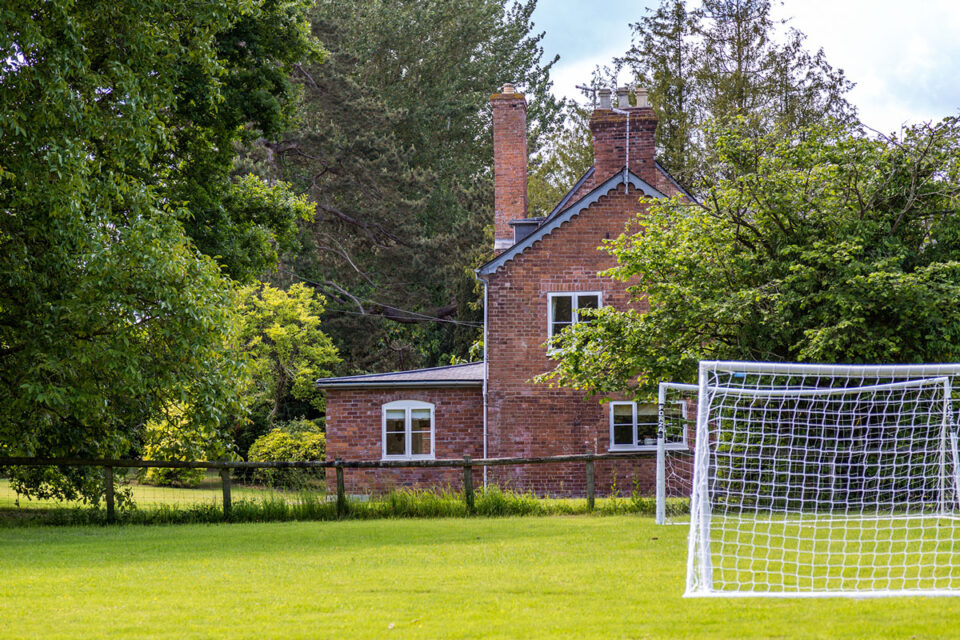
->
316, 380, 483, 390
655, 161, 698, 203
315, 361, 484, 388
476, 168, 664, 276
540, 166, 594, 224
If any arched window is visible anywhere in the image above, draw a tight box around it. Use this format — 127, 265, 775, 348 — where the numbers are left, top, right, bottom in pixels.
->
382, 400, 435, 460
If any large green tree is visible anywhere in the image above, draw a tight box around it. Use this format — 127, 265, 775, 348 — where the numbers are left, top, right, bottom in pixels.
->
0, 0, 317, 502
542, 118, 960, 398
255, 0, 563, 372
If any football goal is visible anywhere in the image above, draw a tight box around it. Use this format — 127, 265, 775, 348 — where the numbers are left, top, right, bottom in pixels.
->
686, 361, 960, 598
656, 382, 697, 525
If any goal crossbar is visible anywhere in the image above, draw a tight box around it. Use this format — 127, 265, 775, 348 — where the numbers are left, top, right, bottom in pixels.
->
710, 376, 950, 398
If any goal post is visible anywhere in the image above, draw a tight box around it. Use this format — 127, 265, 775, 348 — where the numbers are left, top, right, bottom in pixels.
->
685, 360, 960, 598
656, 382, 698, 525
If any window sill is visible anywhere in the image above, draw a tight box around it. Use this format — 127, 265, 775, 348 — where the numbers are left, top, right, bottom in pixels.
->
381, 455, 436, 462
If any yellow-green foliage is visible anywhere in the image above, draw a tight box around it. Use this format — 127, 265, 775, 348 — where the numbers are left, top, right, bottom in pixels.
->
142, 404, 210, 487
238, 283, 339, 420
247, 425, 325, 488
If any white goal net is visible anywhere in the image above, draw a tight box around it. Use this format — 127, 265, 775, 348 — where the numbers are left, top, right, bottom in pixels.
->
686, 361, 960, 598
657, 382, 697, 525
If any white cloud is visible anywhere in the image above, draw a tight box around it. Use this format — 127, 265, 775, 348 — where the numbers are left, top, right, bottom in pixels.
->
545, 0, 960, 131
550, 46, 625, 104
785, 0, 960, 131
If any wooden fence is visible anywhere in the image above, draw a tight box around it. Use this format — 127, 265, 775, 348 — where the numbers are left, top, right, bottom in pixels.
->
0, 452, 650, 522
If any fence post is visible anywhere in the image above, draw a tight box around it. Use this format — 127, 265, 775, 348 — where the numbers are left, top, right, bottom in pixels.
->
220, 467, 232, 520
335, 458, 346, 518
586, 459, 595, 512
463, 455, 475, 514
104, 466, 115, 523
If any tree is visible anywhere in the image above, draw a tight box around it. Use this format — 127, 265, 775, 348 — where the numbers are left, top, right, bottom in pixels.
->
255, 0, 563, 372
542, 118, 960, 399
527, 102, 594, 217
162, 0, 324, 282
615, 0, 856, 188
235, 283, 340, 456
618, 0, 699, 187
141, 404, 210, 488
0, 0, 317, 502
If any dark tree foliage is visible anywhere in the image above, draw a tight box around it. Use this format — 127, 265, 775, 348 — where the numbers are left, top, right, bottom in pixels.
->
163, 0, 323, 282
615, 0, 857, 188
253, 0, 563, 372
527, 101, 594, 218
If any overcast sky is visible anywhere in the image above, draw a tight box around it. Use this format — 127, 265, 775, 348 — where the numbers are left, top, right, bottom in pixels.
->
531, 0, 960, 133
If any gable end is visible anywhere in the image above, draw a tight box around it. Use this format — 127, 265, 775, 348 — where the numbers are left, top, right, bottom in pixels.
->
476, 169, 665, 276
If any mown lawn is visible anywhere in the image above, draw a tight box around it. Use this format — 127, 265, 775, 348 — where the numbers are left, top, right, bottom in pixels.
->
1, 515, 957, 639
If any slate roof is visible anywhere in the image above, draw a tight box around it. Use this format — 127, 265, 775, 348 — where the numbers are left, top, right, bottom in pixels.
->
316, 362, 484, 389
656, 161, 696, 201
540, 166, 594, 225
476, 168, 665, 276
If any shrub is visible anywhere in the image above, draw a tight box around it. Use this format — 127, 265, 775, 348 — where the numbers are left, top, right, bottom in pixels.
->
247, 420, 325, 489
141, 405, 206, 488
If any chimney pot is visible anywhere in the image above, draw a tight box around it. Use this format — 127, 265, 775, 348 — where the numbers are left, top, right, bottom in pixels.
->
635, 87, 650, 108
501, 82, 516, 94
589, 86, 659, 186
598, 88, 612, 109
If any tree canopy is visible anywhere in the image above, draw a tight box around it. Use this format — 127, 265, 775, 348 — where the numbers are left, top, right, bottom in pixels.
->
234, 283, 340, 456
0, 0, 319, 500
542, 118, 960, 398
257, 0, 563, 372
527, 102, 594, 217
614, 0, 857, 188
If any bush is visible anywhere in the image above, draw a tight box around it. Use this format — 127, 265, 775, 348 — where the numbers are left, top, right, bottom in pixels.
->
247, 420, 325, 489
141, 405, 206, 488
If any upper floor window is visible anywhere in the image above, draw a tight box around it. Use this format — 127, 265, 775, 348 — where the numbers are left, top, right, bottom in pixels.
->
547, 292, 601, 340
609, 401, 688, 451
382, 400, 435, 460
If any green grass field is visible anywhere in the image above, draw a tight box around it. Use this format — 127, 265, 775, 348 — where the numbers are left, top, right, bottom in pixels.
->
2, 515, 958, 639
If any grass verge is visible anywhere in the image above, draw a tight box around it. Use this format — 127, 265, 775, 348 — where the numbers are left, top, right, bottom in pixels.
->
0, 485, 682, 527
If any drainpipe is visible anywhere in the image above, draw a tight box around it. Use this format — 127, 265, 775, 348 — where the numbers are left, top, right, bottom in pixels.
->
480, 275, 489, 488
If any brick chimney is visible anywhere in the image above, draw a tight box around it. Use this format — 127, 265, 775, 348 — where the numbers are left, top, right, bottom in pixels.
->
590, 86, 657, 186
490, 83, 527, 255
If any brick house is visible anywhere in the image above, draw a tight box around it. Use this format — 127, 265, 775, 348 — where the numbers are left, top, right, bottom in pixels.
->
318, 84, 692, 496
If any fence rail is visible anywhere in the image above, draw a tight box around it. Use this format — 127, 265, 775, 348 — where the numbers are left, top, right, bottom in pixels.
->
0, 451, 649, 469
0, 451, 652, 522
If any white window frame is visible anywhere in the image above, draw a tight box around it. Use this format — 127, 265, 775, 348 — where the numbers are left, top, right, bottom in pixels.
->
608, 401, 687, 451
381, 400, 436, 460
546, 291, 603, 341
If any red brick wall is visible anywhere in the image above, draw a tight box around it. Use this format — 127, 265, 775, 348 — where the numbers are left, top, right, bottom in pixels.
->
484, 183, 660, 496
562, 106, 686, 208
491, 89, 528, 253
591, 107, 658, 187
324, 387, 483, 494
